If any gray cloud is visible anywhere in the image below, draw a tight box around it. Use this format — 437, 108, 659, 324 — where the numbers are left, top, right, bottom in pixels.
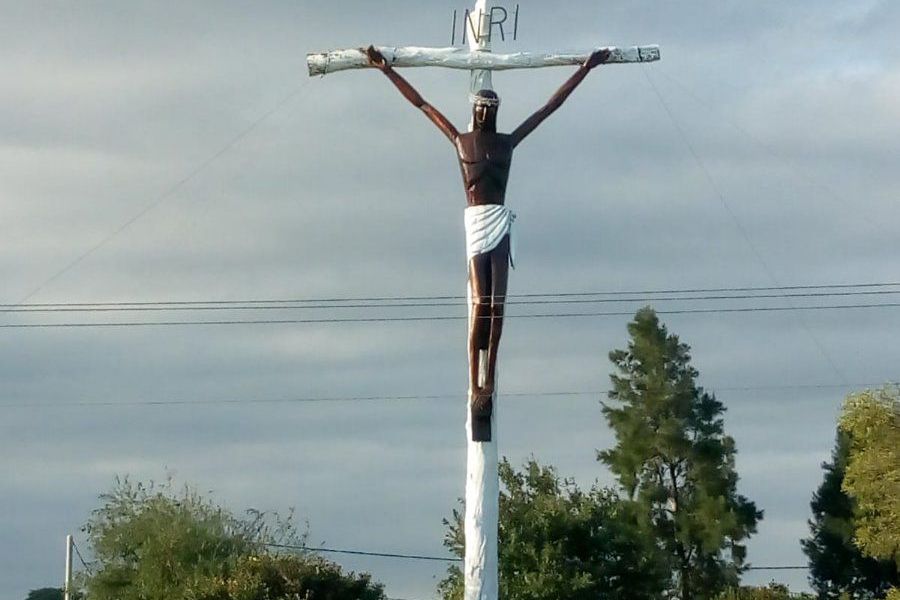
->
2, 1, 899, 598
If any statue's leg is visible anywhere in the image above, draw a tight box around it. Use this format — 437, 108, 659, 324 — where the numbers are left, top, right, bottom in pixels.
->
468, 252, 492, 395
468, 251, 493, 441
485, 235, 510, 394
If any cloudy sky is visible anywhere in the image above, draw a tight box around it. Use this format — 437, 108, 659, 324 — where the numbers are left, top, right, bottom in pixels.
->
2, 1, 899, 598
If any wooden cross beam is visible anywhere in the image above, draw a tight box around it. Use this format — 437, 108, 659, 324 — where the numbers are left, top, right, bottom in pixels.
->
307, 44, 660, 76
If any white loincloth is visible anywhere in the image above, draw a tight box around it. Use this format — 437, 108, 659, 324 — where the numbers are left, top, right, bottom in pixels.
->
464, 204, 516, 269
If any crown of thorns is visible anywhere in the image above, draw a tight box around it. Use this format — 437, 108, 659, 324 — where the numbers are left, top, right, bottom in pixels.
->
471, 93, 501, 108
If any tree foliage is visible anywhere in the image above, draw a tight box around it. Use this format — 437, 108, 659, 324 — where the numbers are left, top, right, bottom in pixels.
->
717, 583, 814, 599
185, 554, 385, 600
439, 459, 668, 600
25, 589, 63, 600
25, 588, 82, 600
802, 431, 899, 599
80, 476, 385, 600
599, 307, 762, 600
838, 387, 900, 567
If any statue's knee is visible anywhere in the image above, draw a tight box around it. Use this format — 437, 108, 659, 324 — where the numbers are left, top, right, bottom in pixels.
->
471, 293, 490, 307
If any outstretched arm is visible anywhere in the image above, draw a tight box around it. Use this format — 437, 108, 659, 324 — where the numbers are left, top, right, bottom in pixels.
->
366, 46, 459, 143
510, 49, 611, 147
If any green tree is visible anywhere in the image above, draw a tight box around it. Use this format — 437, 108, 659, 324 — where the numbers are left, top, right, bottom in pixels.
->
185, 554, 385, 600
599, 307, 762, 600
838, 387, 900, 567
25, 589, 63, 600
717, 583, 814, 599
81, 476, 385, 600
439, 459, 668, 600
802, 431, 898, 599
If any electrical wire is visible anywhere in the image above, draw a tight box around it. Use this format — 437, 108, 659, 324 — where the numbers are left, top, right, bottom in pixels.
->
5, 281, 898, 309
651, 66, 882, 233
4, 382, 891, 409
2, 301, 899, 329
266, 541, 806, 571
4, 288, 900, 314
267, 542, 459, 563
12, 79, 318, 307
72, 540, 95, 575
641, 66, 849, 384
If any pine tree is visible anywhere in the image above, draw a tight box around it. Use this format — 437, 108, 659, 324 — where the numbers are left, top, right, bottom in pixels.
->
599, 307, 762, 600
802, 432, 899, 599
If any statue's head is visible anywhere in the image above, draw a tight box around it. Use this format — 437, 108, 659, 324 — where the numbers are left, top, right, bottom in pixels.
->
472, 89, 499, 131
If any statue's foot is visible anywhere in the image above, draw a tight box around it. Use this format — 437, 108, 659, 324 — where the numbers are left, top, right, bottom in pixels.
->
471, 390, 493, 442
471, 390, 493, 418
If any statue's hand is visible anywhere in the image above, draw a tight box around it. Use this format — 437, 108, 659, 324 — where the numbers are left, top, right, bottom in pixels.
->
365, 45, 389, 71
585, 48, 612, 69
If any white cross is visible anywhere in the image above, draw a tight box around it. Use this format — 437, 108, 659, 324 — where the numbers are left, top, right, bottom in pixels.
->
308, 6, 659, 599
307, 43, 659, 77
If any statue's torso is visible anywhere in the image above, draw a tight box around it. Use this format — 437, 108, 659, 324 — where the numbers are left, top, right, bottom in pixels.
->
456, 131, 513, 206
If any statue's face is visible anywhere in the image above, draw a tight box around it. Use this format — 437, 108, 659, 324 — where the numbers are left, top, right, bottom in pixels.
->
473, 104, 498, 131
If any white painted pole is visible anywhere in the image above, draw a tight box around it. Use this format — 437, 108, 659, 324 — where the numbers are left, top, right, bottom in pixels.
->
464, 4, 498, 598
64, 534, 73, 600
467, 0, 493, 98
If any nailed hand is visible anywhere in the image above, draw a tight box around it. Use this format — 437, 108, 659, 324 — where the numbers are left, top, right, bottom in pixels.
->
586, 48, 612, 69
365, 45, 389, 71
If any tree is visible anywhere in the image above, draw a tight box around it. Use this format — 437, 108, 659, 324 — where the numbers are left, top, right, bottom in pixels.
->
838, 387, 900, 567
717, 583, 814, 599
802, 431, 898, 599
439, 459, 668, 600
25, 589, 82, 600
599, 307, 762, 600
25, 590, 63, 600
185, 554, 385, 600
81, 476, 386, 600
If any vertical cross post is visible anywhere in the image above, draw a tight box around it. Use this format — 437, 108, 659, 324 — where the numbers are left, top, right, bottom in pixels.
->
468, 0, 493, 101
464, 5, 499, 599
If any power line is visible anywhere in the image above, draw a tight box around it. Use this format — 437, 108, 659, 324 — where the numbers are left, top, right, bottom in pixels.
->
267, 542, 460, 563
71, 540, 95, 575
642, 66, 849, 385
266, 541, 807, 571
652, 66, 883, 233
3, 301, 900, 329
5, 281, 899, 309
4, 288, 900, 314
12, 79, 317, 307
4, 382, 892, 409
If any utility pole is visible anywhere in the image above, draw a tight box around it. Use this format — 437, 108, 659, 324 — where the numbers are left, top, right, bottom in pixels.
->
64, 534, 73, 600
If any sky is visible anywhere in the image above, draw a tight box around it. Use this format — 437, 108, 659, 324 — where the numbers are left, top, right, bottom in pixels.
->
2, 1, 899, 598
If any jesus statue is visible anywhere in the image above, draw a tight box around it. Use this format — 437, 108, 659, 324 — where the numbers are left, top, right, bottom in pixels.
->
366, 45, 611, 441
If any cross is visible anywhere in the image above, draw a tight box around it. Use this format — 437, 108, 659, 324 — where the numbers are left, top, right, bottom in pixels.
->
308, 4, 659, 599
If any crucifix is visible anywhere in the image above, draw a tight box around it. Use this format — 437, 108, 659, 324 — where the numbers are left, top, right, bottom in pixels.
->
308, 4, 658, 598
